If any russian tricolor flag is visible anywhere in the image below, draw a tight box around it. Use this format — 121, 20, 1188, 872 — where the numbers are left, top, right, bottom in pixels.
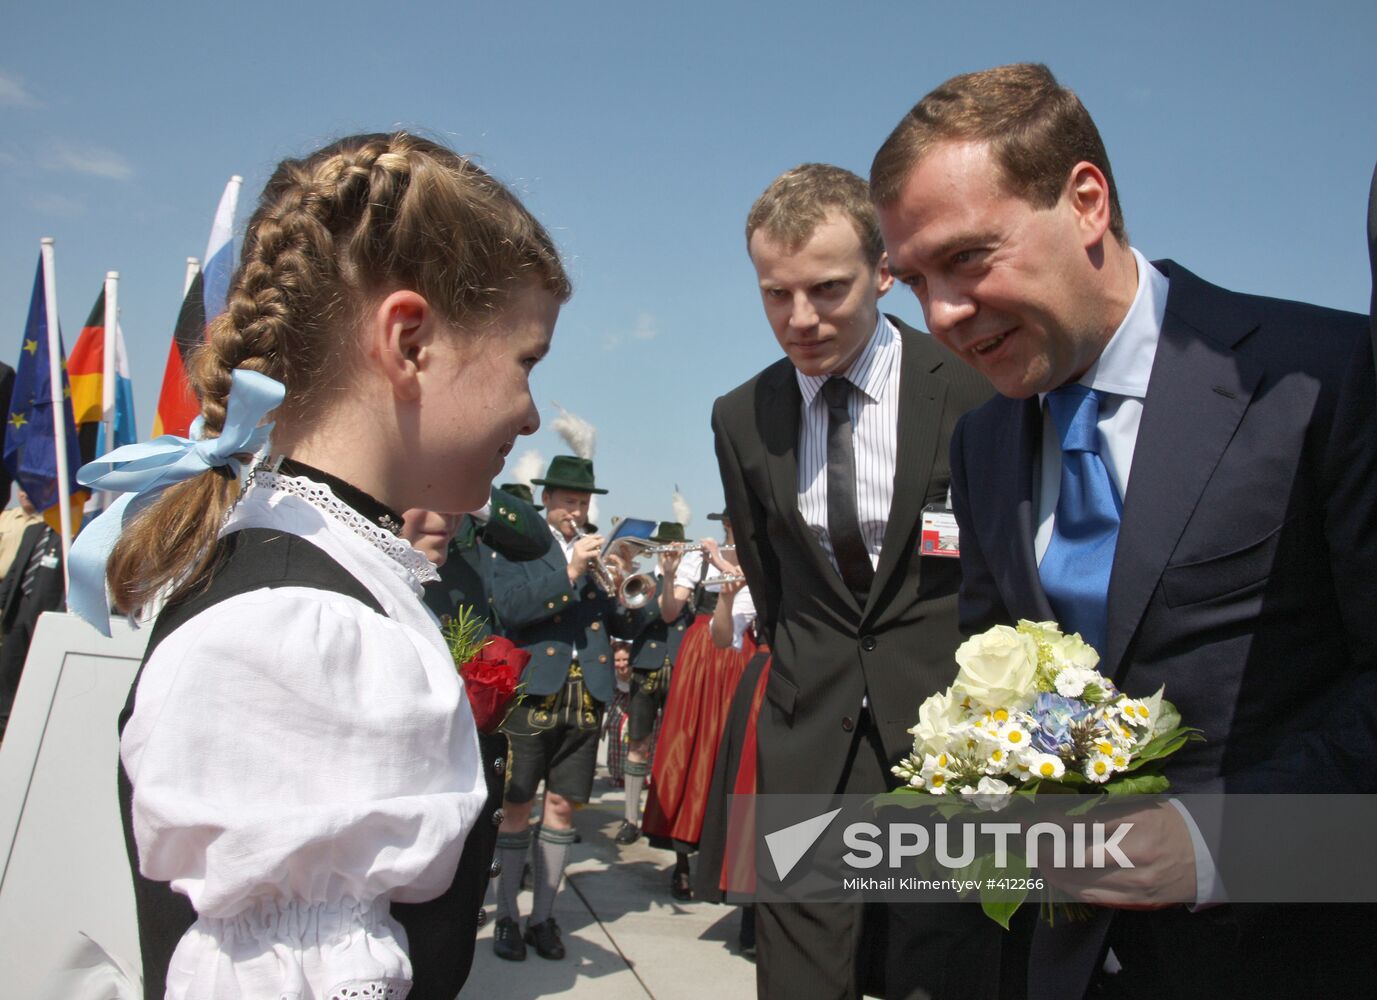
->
152, 175, 240, 437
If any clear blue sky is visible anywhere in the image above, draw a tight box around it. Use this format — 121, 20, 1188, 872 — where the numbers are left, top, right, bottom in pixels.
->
3, 0, 1375, 530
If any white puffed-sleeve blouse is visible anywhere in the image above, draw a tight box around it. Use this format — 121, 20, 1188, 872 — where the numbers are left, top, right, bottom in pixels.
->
120, 469, 486, 1000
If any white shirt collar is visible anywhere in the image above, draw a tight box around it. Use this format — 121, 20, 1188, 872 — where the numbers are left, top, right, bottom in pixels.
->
1077, 247, 1167, 400
797, 313, 898, 406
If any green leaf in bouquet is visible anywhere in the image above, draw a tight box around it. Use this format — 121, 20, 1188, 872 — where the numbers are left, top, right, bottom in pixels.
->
1065, 794, 1102, 816
982, 893, 1027, 930
973, 852, 1032, 929
442, 605, 490, 668
1150, 691, 1181, 736
1104, 773, 1171, 795
1125, 726, 1203, 770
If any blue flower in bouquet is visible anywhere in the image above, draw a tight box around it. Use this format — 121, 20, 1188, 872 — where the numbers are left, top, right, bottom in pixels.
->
1029, 693, 1094, 754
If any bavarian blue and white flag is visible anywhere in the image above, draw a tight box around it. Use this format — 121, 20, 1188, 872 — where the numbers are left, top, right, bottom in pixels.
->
200, 174, 242, 322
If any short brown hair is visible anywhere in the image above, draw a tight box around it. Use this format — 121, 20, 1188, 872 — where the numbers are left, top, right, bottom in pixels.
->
870, 63, 1126, 243
746, 163, 885, 265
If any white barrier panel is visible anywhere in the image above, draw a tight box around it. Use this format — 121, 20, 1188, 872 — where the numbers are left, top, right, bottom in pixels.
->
0, 612, 149, 996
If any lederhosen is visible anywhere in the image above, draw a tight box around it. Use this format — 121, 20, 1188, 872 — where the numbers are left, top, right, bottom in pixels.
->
118, 528, 486, 1000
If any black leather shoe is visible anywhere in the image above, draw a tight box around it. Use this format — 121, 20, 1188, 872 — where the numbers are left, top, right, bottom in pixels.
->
525, 917, 566, 960
614, 820, 640, 845
492, 916, 526, 961
671, 869, 693, 901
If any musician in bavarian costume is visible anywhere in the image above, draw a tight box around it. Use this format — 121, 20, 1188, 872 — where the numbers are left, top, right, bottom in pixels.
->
425, 483, 549, 632
614, 520, 695, 847
487, 454, 647, 961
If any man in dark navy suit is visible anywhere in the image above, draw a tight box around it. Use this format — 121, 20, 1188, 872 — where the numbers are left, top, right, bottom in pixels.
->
872, 62, 1377, 1000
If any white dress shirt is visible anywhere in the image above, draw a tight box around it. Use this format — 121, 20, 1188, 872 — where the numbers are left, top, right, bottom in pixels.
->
729, 585, 757, 651
796, 314, 902, 575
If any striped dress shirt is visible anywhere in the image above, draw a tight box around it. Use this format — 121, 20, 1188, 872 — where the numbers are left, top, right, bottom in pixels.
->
796, 314, 901, 577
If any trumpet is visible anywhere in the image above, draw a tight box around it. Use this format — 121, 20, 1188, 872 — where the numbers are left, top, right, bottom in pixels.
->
565, 518, 618, 596
618, 570, 657, 609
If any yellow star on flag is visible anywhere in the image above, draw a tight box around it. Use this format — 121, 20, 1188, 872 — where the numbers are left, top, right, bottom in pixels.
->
23, 339, 38, 355
8, 411, 26, 430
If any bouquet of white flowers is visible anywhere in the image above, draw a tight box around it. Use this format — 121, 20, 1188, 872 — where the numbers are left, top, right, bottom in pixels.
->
894, 620, 1197, 799
891, 621, 1200, 926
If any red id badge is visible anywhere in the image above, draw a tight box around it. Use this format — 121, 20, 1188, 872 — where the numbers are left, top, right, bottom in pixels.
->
919, 504, 960, 558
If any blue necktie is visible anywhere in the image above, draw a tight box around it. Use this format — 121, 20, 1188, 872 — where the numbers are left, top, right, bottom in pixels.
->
1038, 385, 1121, 655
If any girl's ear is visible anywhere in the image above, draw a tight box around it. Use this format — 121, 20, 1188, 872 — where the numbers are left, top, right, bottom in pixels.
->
367, 290, 435, 401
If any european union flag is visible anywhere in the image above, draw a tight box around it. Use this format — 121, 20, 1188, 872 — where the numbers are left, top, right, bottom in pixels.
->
3, 255, 83, 519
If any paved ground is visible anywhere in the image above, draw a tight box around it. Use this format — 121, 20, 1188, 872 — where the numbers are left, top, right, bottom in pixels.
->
462, 754, 758, 999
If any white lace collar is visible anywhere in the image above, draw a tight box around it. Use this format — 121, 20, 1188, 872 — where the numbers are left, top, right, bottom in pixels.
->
241, 467, 440, 587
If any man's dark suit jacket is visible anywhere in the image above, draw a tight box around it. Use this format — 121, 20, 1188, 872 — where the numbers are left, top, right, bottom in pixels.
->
712, 316, 992, 796
949, 260, 1377, 998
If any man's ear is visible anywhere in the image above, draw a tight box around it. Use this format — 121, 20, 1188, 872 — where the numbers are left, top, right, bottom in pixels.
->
367, 290, 434, 401
1066, 161, 1113, 249
874, 250, 895, 298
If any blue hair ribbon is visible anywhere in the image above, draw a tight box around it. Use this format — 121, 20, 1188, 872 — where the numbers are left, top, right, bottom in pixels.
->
67, 369, 286, 636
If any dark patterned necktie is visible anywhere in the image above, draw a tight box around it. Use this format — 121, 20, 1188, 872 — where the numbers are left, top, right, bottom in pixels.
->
822, 376, 874, 603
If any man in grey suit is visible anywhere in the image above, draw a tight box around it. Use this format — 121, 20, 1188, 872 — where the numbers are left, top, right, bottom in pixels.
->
871, 62, 1377, 999
712, 163, 996, 999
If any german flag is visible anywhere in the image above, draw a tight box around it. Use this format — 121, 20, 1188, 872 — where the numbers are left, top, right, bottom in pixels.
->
152, 270, 205, 438
68, 289, 109, 463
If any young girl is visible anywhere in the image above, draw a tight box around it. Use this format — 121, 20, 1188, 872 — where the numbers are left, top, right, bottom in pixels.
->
77, 132, 570, 1000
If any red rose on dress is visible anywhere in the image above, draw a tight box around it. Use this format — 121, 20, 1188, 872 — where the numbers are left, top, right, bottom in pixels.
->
460, 636, 530, 733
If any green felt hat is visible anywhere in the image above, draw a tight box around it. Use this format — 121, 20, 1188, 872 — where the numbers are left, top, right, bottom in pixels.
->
498, 482, 537, 506
650, 521, 686, 543
530, 455, 608, 495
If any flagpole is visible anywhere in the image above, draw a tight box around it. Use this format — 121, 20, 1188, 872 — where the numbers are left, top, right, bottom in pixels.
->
102, 272, 118, 457
40, 238, 73, 595
183, 256, 200, 296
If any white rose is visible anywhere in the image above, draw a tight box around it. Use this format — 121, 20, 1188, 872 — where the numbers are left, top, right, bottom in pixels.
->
952, 626, 1039, 709
1049, 633, 1101, 671
909, 687, 963, 754
1017, 619, 1064, 644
